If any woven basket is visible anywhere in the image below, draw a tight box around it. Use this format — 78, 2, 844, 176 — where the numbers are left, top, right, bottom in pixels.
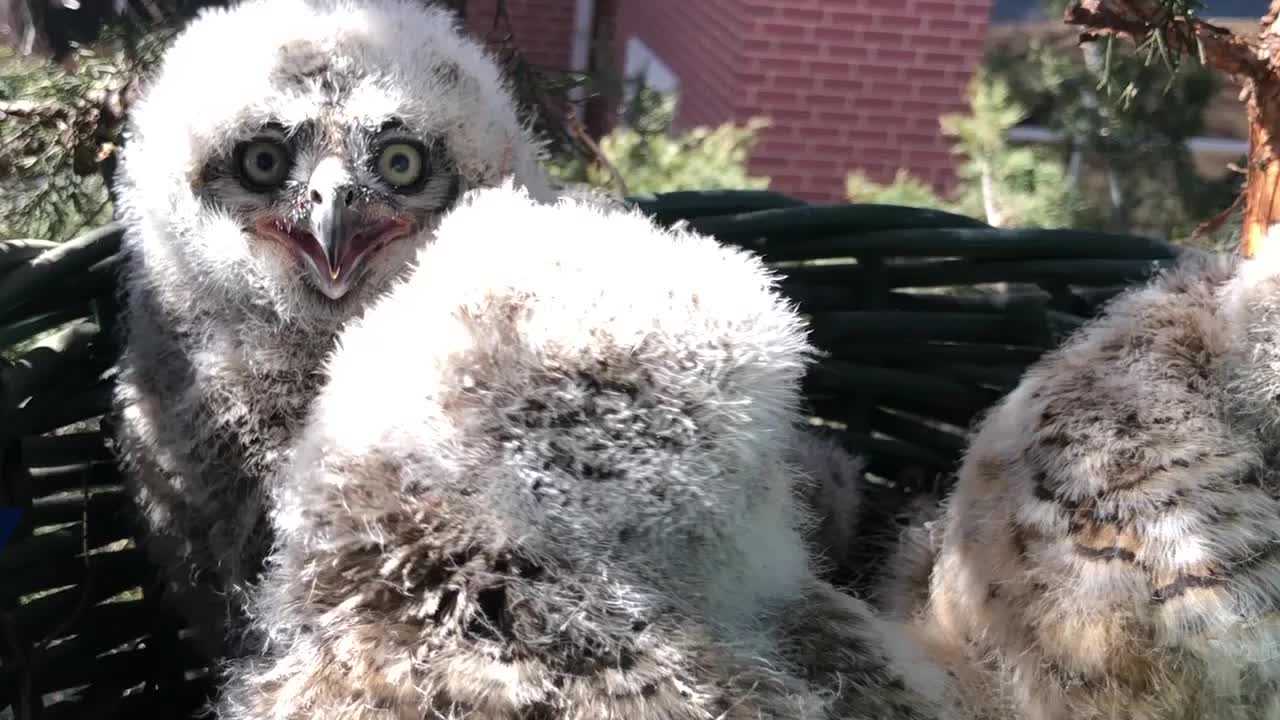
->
0, 190, 1185, 719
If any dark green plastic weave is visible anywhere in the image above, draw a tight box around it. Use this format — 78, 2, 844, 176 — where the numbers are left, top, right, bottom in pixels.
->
0, 190, 1185, 719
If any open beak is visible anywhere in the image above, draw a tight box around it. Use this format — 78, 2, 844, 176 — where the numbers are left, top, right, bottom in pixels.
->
255, 204, 413, 300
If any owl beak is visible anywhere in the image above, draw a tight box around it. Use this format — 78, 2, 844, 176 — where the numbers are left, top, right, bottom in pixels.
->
302, 196, 412, 300
307, 197, 359, 299
254, 208, 413, 301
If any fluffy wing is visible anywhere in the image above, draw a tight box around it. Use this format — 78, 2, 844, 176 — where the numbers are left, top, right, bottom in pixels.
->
918, 252, 1280, 719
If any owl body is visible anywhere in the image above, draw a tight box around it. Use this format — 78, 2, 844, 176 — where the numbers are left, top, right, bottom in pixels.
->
903, 249, 1280, 719
112, 0, 554, 658
217, 186, 948, 720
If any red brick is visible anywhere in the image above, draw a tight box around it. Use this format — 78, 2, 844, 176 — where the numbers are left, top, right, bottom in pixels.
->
875, 15, 925, 31
768, 107, 816, 122
826, 44, 871, 61
855, 63, 905, 80
821, 78, 867, 92
806, 93, 850, 107
815, 27, 857, 43
866, 113, 910, 127
912, 34, 956, 50
893, 132, 937, 146
901, 99, 947, 114
858, 147, 907, 163
751, 156, 795, 172
605, 0, 993, 202
875, 48, 918, 64
757, 90, 802, 105
757, 56, 808, 73
830, 11, 875, 25
921, 52, 969, 67
856, 163, 892, 178
768, 73, 818, 89
817, 110, 862, 125
955, 1, 993, 19
865, 0, 911, 11
799, 125, 843, 139
915, 1, 960, 16
759, 22, 810, 38
846, 129, 891, 143
861, 31, 906, 46
778, 41, 821, 54
871, 81, 914, 97
928, 18, 976, 34
809, 60, 853, 77
758, 140, 809, 155
782, 7, 825, 22
918, 84, 963, 98
856, 97, 899, 110
742, 2, 777, 17
794, 158, 842, 173
908, 149, 952, 165
913, 115, 943, 131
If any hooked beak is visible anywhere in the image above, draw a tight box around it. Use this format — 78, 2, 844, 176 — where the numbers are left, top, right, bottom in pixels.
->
255, 202, 413, 301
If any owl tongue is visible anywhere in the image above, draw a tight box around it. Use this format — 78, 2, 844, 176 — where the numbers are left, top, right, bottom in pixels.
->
255, 216, 413, 300
329, 217, 413, 285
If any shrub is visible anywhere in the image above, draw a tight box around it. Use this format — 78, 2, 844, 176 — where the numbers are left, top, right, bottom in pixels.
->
550, 87, 770, 196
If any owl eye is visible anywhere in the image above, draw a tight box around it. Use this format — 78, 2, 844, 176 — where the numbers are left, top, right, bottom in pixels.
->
237, 139, 291, 190
375, 142, 426, 189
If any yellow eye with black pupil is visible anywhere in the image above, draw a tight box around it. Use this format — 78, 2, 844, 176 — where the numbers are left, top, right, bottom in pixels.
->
239, 140, 289, 188
377, 142, 424, 187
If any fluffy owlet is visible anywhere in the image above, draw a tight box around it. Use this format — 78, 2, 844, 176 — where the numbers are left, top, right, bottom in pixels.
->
896, 246, 1280, 719
111, 0, 554, 659
217, 185, 949, 720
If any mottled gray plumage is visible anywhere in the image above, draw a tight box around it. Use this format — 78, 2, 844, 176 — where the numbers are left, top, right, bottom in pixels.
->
111, 0, 553, 658
217, 185, 947, 720
787, 428, 869, 577
892, 248, 1280, 718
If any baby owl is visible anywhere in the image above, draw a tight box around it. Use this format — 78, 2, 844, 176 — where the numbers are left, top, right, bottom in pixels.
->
216, 184, 949, 720
111, 0, 554, 659
892, 245, 1280, 719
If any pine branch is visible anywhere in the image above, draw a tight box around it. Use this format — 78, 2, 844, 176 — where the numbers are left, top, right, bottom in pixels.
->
1065, 0, 1280, 257
1064, 0, 1266, 80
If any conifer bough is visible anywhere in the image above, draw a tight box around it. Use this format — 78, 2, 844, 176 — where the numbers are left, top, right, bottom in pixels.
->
1065, 0, 1280, 256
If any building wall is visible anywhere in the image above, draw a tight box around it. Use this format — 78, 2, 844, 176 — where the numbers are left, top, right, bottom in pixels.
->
468, 0, 994, 203
613, 0, 747, 129
614, 0, 994, 203
466, 0, 579, 71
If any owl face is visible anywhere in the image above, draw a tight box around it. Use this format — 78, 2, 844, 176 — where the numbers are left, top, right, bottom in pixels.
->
193, 105, 461, 301
118, 0, 550, 322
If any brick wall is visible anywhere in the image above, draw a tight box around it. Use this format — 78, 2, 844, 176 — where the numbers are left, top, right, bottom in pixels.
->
465, 0, 995, 203
612, 0, 747, 129
616, 0, 994, 202
466, 0, 578, 71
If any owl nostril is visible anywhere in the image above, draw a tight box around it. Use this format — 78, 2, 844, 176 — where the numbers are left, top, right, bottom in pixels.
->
310, 189, 323, 204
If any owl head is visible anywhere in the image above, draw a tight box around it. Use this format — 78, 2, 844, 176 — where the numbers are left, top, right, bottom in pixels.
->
116, 0, 552, 324
276, 184, 816, 598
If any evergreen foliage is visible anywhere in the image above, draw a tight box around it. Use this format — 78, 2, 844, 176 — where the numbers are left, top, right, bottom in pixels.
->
550, 85, 771, 197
